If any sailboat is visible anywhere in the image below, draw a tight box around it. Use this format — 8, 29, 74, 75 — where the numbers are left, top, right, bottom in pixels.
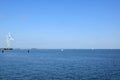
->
4, 32, 14, 50
61, 49, 64, 52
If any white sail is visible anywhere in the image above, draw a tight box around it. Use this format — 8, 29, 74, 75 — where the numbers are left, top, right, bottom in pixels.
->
61, 49, 64, 51
6, 32, 14, 48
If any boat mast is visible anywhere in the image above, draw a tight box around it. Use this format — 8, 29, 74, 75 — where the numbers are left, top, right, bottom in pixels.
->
6, 32, 14, 48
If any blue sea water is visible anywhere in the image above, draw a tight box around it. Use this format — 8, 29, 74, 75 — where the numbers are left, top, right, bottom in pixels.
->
0, 49, 120, 80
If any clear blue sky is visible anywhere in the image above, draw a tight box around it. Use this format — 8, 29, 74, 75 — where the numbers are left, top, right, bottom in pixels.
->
0, 0, 120, 49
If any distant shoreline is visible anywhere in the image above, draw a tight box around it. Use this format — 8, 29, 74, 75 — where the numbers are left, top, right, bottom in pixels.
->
0, 48, 120, 50
0, 48, 13, 50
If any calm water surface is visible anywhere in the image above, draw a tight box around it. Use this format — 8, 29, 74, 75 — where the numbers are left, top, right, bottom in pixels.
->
0, 49, 120, 80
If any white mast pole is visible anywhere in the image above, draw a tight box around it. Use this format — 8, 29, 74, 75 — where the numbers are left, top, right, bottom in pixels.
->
6, 32, 14, 48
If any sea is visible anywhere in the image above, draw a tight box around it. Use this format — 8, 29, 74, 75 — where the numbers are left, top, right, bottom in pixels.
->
0, 49, 120, 80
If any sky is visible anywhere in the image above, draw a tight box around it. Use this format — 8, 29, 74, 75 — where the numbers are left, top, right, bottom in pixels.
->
0, 0, 120, 49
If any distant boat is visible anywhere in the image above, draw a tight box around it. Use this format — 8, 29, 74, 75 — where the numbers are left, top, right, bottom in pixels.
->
1, 48, 13, 50
61, 49, 64, 52
0, 33, 14, 50
5, 32, 14, 50
91, 48, 94, 50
